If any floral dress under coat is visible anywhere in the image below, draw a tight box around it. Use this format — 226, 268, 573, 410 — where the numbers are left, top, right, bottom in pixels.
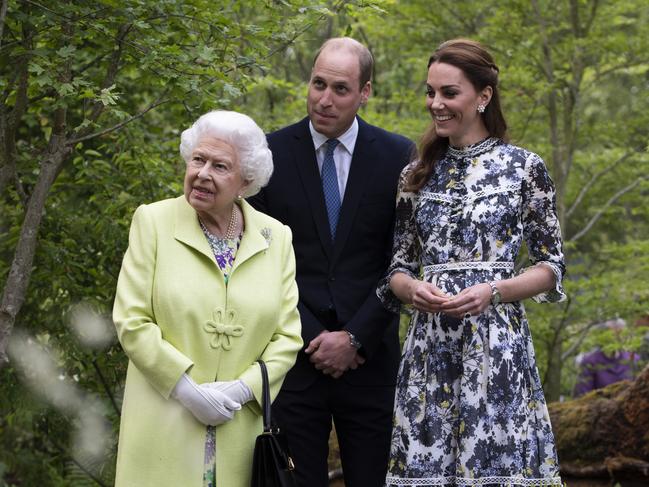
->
377, 138, 566, 486
200, 220, 241, 487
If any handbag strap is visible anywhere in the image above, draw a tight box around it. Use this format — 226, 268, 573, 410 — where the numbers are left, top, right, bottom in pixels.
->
257, 360, 272, 432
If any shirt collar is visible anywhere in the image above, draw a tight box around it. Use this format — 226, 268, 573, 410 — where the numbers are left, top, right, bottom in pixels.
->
309, 117, 358, 155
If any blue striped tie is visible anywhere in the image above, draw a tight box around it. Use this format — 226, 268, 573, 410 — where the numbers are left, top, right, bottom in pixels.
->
321, 139, 341, 239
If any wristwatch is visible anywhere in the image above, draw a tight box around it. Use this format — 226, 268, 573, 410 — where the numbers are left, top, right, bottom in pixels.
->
345, 331, 362, 350
488, 281, 502, 305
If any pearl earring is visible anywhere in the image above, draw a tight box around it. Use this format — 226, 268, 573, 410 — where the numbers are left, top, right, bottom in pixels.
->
477, 104, 486, 113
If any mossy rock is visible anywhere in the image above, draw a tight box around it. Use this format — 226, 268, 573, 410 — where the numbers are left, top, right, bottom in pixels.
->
549, 364, 649, 472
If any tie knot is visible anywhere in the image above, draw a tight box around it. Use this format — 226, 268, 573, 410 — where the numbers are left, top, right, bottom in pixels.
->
325, 139, 339, 155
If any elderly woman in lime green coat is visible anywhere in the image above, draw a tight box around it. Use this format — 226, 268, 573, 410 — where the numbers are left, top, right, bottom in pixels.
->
113, 110, 302, 487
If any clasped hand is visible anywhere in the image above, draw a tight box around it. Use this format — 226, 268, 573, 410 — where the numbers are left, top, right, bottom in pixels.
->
305, 330, 365, 379
172, 374, 252, 426
409, 280, 492, 318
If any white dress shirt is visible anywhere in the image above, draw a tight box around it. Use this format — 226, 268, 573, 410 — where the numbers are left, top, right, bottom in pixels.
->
309, 118, 359, 200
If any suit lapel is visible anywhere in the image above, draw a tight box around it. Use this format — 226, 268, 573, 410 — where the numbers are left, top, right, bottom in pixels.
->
292, 120, 334, 258
174, 197, 269, 274
231, 199, 270, 272
331, 119, 375, 264
173, 196, 215, 262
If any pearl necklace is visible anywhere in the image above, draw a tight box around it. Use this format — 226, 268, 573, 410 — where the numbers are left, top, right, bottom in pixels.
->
199, 205, 239, 240
224, 204, 239, 239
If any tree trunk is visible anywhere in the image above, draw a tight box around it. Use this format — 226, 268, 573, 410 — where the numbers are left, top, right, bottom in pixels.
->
543, 322, 564, 402
0, 143, 70, 365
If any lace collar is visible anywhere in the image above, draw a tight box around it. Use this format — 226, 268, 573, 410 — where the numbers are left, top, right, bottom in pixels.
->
446, 137, 500, 160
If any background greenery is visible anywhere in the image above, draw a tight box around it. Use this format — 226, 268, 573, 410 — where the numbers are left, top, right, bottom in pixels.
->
1, 0, 647, 484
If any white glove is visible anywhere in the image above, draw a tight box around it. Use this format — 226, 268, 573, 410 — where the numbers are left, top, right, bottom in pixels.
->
171, 373, 241, 426
203, 380, 254, 405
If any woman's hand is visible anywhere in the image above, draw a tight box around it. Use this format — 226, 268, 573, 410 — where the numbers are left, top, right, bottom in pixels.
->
408, 280, 451, 313
439, 283, 492, 319
390, 272, 450, 313
203, 380, 254, 405
171, 373, 241, 426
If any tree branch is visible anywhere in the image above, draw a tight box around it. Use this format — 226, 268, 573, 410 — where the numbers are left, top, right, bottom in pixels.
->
85, 23, 132, 125
590, 59, 649, 84
529, 0, 555, 84
69, 94, 169, 145
437, 0, 483, 33
45, 429, 109, 487
569, 0, 582, 38
0, 0, 8, 50
14, 170, 28, 204
566, 151, 633, 218
531, 0, 564, 212
584, 0, 600, 34
10, 22, 31, 130
561, 319, 602, 361
517, 98, 540, 142
569, 176, 649, 242
0, 11, 32, 196
92, 357, 120, 417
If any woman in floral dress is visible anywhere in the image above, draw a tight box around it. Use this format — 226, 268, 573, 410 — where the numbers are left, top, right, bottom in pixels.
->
378, 39, 566, 486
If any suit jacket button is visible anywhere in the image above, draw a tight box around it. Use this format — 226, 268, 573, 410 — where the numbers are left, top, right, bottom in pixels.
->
329, 276, 335, 281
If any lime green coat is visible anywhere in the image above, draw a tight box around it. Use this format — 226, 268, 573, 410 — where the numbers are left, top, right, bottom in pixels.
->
113, 196, 302, 487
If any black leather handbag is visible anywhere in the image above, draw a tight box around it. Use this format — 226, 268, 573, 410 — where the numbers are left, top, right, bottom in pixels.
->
250, 360, 297, 487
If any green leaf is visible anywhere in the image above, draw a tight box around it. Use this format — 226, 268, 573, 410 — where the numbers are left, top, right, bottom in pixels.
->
28, 63, 45, 75
57, 83, 75, 96
56, 45, 77, 58
223, 83, 242, 98
98, 84, 119, 106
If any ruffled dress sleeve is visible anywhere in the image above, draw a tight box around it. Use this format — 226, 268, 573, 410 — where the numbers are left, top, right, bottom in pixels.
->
521, 152, 567, 303
377, 162, 422, 312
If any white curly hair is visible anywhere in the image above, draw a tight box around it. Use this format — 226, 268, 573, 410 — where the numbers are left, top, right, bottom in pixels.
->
179, 110, 273, 197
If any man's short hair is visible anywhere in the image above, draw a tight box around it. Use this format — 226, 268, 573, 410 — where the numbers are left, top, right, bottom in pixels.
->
313, 37, 373, 88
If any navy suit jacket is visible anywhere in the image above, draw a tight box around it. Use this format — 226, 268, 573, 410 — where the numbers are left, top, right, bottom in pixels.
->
249, 116, 414, 389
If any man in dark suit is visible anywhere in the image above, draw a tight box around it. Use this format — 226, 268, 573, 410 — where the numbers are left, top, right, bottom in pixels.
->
248, 37, 414, 487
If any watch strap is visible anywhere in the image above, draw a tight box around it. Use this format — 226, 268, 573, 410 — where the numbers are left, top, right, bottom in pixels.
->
345, 330, 362, 350
488, 281, 501, 305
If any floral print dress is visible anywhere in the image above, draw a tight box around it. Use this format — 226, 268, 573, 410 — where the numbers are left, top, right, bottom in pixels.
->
199, 219, 241, 487
377, 138, 566, 486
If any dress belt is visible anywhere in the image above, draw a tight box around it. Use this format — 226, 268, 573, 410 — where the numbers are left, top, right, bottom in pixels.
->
423, 261, 515, 273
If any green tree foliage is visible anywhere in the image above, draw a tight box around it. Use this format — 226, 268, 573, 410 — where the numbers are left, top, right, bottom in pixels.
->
345, 0, 649, 401
478, 0, 649, 399
0, 0, 382, 483
1, 0, 648, 483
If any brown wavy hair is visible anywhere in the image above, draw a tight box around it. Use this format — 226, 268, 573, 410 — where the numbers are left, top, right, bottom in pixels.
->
405, 39, 508, 192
